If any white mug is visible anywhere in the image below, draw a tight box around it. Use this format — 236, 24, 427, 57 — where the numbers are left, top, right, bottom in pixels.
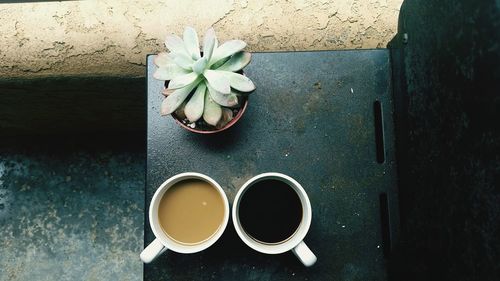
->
232, 172, 317, 267
140, 172, 230, 263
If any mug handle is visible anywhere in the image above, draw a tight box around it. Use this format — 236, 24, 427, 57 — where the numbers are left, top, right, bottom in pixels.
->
292, 241, 317, 267
140, 238, 168, 263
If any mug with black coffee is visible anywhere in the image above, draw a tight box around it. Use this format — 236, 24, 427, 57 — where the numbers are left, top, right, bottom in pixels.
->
140, 172, 229, 263
232, 172, 317, 267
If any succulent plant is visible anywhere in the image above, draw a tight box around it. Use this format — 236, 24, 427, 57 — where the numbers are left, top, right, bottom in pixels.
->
154, 27, 255, 127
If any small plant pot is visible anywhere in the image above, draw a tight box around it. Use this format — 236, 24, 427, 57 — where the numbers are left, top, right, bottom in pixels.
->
155, 29, 255, 135
171, 98, 248, 134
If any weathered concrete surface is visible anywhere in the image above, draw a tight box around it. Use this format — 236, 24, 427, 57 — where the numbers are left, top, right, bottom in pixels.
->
0, 0, 402, 78
0, 141, 144, 281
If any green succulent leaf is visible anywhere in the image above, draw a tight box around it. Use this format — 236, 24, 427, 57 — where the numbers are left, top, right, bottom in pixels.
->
168, 72, 200, 89
220, 71, 256, 92
162, 88, 175, 96
185, 83, 206, 122
231, 88, 251, 96
203, 28, 216, 62
209, 40, 247, 66
207, 84, 239, 107
183, 27, 201, 60
203, 90, 223, 126
210, 56, 230, 70
192, 57, 208, 75
172, 52, 195, 70
154, 64, 190, 81
154, 52, 174, 67
165, 35, 189, 56
203, 69, 231, 94
161, 78, 201, 115
217, 52, 251, 72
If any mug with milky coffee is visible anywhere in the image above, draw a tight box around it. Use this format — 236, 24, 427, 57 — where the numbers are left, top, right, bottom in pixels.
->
140, 172, 229, 263
232, 172, 317, 267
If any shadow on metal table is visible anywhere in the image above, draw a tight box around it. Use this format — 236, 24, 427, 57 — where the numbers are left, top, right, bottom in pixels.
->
145, 50, 399, 281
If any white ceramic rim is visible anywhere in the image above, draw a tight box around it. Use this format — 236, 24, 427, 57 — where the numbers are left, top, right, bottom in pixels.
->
148, 172, 230, 254
232, 172, 312, 254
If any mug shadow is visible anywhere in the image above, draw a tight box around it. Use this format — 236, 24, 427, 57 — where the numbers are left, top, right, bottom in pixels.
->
144, 219, 311, 280
179, 112, 249, 153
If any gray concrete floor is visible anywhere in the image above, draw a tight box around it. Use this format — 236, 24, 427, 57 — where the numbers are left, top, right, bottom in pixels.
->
0, 136, 144, 281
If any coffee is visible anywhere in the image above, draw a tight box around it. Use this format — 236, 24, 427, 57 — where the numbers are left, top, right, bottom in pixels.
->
158, 179, 225, 245
238, 179, 303, 244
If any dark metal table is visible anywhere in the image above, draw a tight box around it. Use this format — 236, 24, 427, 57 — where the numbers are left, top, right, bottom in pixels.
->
145, 50, 399, 281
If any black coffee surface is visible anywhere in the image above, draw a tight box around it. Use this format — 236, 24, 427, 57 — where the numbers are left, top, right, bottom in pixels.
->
238, 179, 303, 243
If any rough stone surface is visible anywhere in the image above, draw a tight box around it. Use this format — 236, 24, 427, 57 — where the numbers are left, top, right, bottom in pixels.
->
0, 141, 144, 281
0, 0, 402, 78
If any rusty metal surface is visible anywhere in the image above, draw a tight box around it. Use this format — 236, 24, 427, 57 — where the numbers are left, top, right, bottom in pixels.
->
145, 51, 399, 281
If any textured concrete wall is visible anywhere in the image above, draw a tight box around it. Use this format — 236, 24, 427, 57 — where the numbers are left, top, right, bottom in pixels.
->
0, 0, 402, 78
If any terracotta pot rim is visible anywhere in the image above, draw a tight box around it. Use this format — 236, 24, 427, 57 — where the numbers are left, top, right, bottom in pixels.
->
172, 97, 249, 134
